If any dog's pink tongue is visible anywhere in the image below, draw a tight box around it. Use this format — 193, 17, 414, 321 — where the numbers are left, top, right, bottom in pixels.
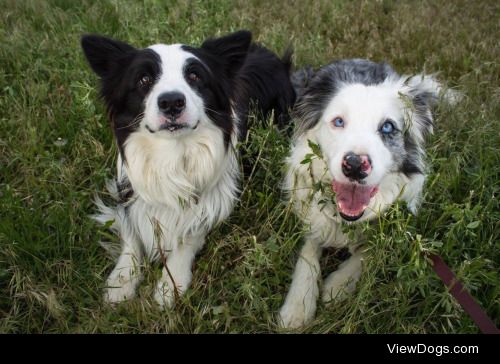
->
332, 181, 378, 216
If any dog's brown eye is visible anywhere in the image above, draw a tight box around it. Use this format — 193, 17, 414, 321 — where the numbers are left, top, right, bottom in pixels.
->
138, 75, 153, 89
188, 72, 200, 82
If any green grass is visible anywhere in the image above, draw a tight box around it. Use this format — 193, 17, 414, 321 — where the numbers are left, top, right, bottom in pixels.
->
0, 0, 498, 333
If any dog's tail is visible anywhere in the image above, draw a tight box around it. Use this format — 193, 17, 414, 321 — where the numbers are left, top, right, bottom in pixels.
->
90, 179, 123, 259
268, 46, 297, 131
281, 46, 294, 74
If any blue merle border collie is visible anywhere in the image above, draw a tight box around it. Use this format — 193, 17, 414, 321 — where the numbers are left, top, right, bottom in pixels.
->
81, 30, 295, 307
278, 59, 458, 328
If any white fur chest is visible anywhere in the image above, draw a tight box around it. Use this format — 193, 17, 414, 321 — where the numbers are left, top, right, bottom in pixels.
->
118, 125, 239, 256
123, 124, 230, 207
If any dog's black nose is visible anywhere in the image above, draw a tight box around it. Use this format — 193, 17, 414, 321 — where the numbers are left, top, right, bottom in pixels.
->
157, 92, 186, 119
342, 152, 372, 180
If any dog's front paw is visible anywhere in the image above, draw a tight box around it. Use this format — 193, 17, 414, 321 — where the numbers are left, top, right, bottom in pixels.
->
153, 280, 177, 309
103, 276, 137, 304
278, 299, 316, 329
321, 268, 360, 303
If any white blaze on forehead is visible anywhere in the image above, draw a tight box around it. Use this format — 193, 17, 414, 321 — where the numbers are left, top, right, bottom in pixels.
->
147, 43, 195, 89
320, 82, 404, 130
143, 43, 205, 130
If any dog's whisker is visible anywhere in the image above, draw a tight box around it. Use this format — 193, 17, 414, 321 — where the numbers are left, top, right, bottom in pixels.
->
115, 113, 145, 130
203, 107, 226, 117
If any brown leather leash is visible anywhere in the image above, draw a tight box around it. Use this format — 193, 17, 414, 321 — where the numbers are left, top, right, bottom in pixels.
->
428, 253, 499, 334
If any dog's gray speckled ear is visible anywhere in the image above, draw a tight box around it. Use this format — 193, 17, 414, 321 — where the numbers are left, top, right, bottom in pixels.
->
291, 67, 315, 97
403, 74, 461, 138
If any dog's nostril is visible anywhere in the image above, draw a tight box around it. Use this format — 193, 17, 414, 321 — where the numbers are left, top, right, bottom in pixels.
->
360, 156, 371, 172
158, 100, 168, 110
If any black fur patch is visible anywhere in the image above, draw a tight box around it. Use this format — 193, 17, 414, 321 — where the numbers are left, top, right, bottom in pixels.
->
81, 35, 161, 156
116, 178, 134, 204
185, 35, 295, 143
233, 44, 296, 138
401, 133, 422, 176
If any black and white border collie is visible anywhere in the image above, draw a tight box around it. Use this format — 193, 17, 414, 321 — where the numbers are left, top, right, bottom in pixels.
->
279, 59, 457, 328
81, 30, 295, 307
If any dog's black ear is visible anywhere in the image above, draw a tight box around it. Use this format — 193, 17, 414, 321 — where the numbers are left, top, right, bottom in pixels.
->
81, 34, 136, 78
201, 30, 252, 77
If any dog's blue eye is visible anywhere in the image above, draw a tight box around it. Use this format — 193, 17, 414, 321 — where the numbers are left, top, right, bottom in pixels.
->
380, 120, 395, 134
333, 117, 344, 128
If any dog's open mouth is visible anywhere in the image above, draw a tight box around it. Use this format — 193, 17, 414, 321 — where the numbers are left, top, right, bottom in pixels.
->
332, 181, 379, 221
